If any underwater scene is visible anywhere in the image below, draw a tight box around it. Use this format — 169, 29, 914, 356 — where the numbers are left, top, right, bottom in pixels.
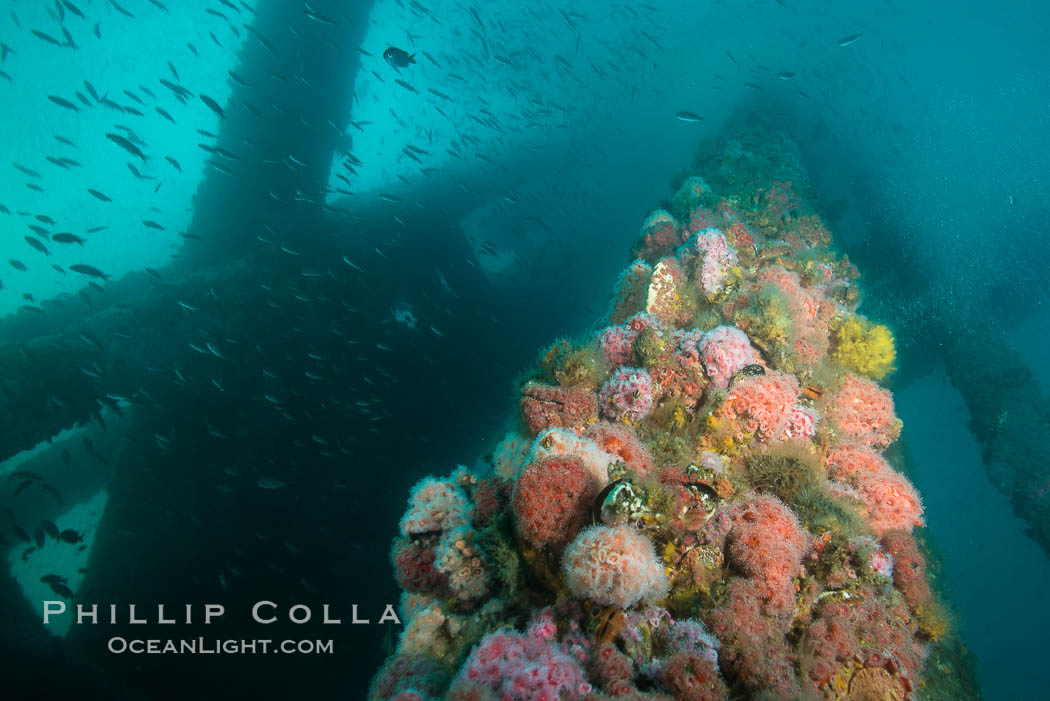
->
1, 0, 1048, 699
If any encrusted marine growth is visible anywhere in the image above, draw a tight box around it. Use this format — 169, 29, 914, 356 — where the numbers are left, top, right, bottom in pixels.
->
371, 133, 955, 701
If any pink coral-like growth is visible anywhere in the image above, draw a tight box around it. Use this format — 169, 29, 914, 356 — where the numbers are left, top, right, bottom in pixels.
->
726, 495, 810, 612
707, 578, 802, 697
520, 381, 598, 435
368, 653, 449, 701
599, 368, 654, 422
700, 326, 761, 389
825, 443, 889, 479
454, 624, 593, 701
800, 612, 861, 688
855, 469, 924, 535
694, 228, 738, 299
635, 210, 681, 261
671, 328, 704, 367
562, 525, 669, 608
757, 266, 833, 370
785, 405, 818, 439
717, 371, 801, 442
598, 313, 664, 368
528, 427, 616, 486
662, 651, 728, 701
513, 456, 601, 551
391, 538, 447, 594
826, 444, 924, 535
881, 530, 932, 608
599, 325, 637, 367
584, 423, 654, 475
823, 375, 902, 448
399, 477, 473, 536
686, 207, 724, 236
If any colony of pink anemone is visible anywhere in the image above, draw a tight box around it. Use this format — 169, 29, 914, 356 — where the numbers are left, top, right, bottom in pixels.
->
371, 134, 950, 701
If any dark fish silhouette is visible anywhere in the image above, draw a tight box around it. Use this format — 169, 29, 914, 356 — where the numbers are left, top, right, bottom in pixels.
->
383, 46, 415, 69
105, 133, 145, 161
70, 264, 108, 281
60, 529, 83, 544
199, 93, 224, 119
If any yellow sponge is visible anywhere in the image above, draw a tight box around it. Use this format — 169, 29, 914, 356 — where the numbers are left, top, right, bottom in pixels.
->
831, 316, 896, 380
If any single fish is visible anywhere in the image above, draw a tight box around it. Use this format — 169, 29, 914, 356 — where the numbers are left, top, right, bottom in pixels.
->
838, 32, 863, 47
383, 46, 415, 69
675, 110, 703, 122
48, 95, 79, 111
49, 582, 74, 599
59, 529, 83, 544
199, 93, 224, 119
25, 236, 49, 256
105, 133, 146, 161
31, 29, 63, 46
87, 188, 112, 202
109, 0, 134, 18
70, 264, 108, 281
62, 1, 85, 19
13, 163, 41, 178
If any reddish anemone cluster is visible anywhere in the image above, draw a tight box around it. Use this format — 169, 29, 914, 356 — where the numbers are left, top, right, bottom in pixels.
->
585, 423, 654, 475
635, 210, 684, 262
373, 134, 946, 701
826, 444, 924, 535
699, 326, 762, 389
513, 456, 600, 552
519, 381, 598, 435
600, 368, 655, 422
725, 495, 811, 612
714, 371, 805, 442
756, 266, 834, 371
822, 374, 902, 448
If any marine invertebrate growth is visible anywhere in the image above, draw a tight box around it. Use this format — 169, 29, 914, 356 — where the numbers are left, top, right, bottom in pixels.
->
831, 315, 897, 380
561, 525, 669, 608
700, 326, 762, 389
519, 381, 598, 435
400, 477, 473, 537
513, 456, 601, 552
371, 133, 952, 701
449, 621, 593, 700
694, 227, 738, 300
822, 374, 902, 448
599, 367, 655, 422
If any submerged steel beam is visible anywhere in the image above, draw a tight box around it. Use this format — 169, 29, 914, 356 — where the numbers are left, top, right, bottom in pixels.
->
176, 0, 370, 267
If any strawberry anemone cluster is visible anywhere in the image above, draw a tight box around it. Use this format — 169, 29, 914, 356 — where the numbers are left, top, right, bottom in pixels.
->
371, 134, 947, 701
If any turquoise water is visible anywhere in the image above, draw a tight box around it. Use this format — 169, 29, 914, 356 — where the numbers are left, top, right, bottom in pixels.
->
898, 367, 1050, 701
1, 0, 1049, 699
